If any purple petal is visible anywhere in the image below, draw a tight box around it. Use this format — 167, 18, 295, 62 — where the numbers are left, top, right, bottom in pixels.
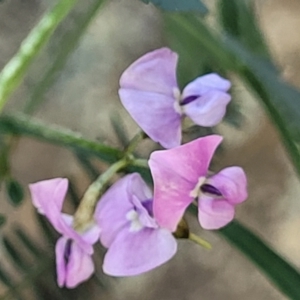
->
198, 195, 235, 229
65, 242, 95, 288
29, 178, 67, 215
119, 89, 181, 148
182, 91, 231, 127
128, 172, 153, 201
61, 213, 100, 247
81, 224, 101, 245
149, 135, 222, 231
207, 167, 248, 204
182, 73, 231, 99
95, 173, 151, 248
56, 237, 68, 288
56, 237, 95, 288
30, 180, 93, 254
103, 227, 177, 276
119, 47, 178, 96
131, 196, 157, 229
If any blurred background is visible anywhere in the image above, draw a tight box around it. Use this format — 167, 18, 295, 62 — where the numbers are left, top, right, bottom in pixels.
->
1, 0, 300, 299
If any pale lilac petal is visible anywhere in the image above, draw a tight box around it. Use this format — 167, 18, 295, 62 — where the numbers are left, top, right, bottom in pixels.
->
55, 237, 68, 288
103, 227, 177, 276
132, 196, 157, 229
61, 213, 97, 252
149, 135, 222, 231
95, 174, 146, 247
128, 173, 153, 201
30, 180, 72, 237
119, 47, 178, 96
198, 195, 235, 229
65, 242, 95, 288
30, 181, 93, 255
29, 178, 67, 215
119, 89, 181, 148
183, 91, 231, 127
182, 73, 231, 99
207, 167, 248, 204
81, 224, 101, 245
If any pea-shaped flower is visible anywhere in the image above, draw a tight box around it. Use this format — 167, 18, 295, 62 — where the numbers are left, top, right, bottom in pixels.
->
95, 173, 177, 276
149, 135, 248, 231
119, 47, 231, 149
29, 178, 100, 288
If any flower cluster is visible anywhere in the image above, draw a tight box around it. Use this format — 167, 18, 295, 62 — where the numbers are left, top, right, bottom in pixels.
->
29, 47, 248, 288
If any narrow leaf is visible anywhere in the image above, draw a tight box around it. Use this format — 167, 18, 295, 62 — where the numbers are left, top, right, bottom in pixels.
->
165, 14, 300, 178
141, 0, 208, 13
5, 179, 24, 206
24, 0, 107, 114
74, 151, 99, 180
110, 113, 130, 147
188, 205, 300, 299
218, 0, 270, 57
2, 237, 29, 271
0, 215, 6, 227
0, 0, 80, 111
15, 227, 43, 257
219, 221, 300, 299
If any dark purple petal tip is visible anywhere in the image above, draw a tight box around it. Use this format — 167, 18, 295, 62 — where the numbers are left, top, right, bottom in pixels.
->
200, 184, 222, 197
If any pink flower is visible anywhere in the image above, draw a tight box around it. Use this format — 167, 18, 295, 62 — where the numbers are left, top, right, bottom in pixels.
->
95, 173, 177, 276
149, 135, 248, 231
119, 47, 231, 148
29, 178, 100, 288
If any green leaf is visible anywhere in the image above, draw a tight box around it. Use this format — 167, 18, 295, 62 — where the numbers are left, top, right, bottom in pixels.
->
2, 237, 30, 271
188, 205, 300, 299
0, 0, 80, 112
15, 227, 43, 257
74, 151, 99, 180
218, 0, 270, 57
5, 178, 24, 206
165, 14, 300, 178
0, 215, 6, 227
110, 113, 130, 147
36, 214, 58, 243
219, 222, 300, 299
24, 0, 107, 114
0, 267, 23, 300
141, 0, 208, 13
67, 180, 81, 207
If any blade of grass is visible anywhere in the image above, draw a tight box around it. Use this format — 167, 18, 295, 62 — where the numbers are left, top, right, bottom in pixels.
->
0, 0, 80, 111
188, 205, 300, 299
24, 0, 107, 114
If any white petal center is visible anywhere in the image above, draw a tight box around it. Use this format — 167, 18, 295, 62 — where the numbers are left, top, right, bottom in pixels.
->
126, 210, 144, 232
189, 176, 206, 198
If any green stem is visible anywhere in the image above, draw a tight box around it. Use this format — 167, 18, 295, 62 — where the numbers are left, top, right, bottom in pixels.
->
73, 158, 128, 231
188, 233, 212, 249
0, 0, 79, 111
130, 158, 149, 169
0, 113, 122, 163
124, 131, 146, 155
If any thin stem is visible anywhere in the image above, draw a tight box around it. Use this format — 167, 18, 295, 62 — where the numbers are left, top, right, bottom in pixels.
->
131, 158, 149, 169
0, 0, 80, 112
73, 158, 128, 231
189, 233, 212, 250
0, 113, 122, 163
124, 131, 146, 155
